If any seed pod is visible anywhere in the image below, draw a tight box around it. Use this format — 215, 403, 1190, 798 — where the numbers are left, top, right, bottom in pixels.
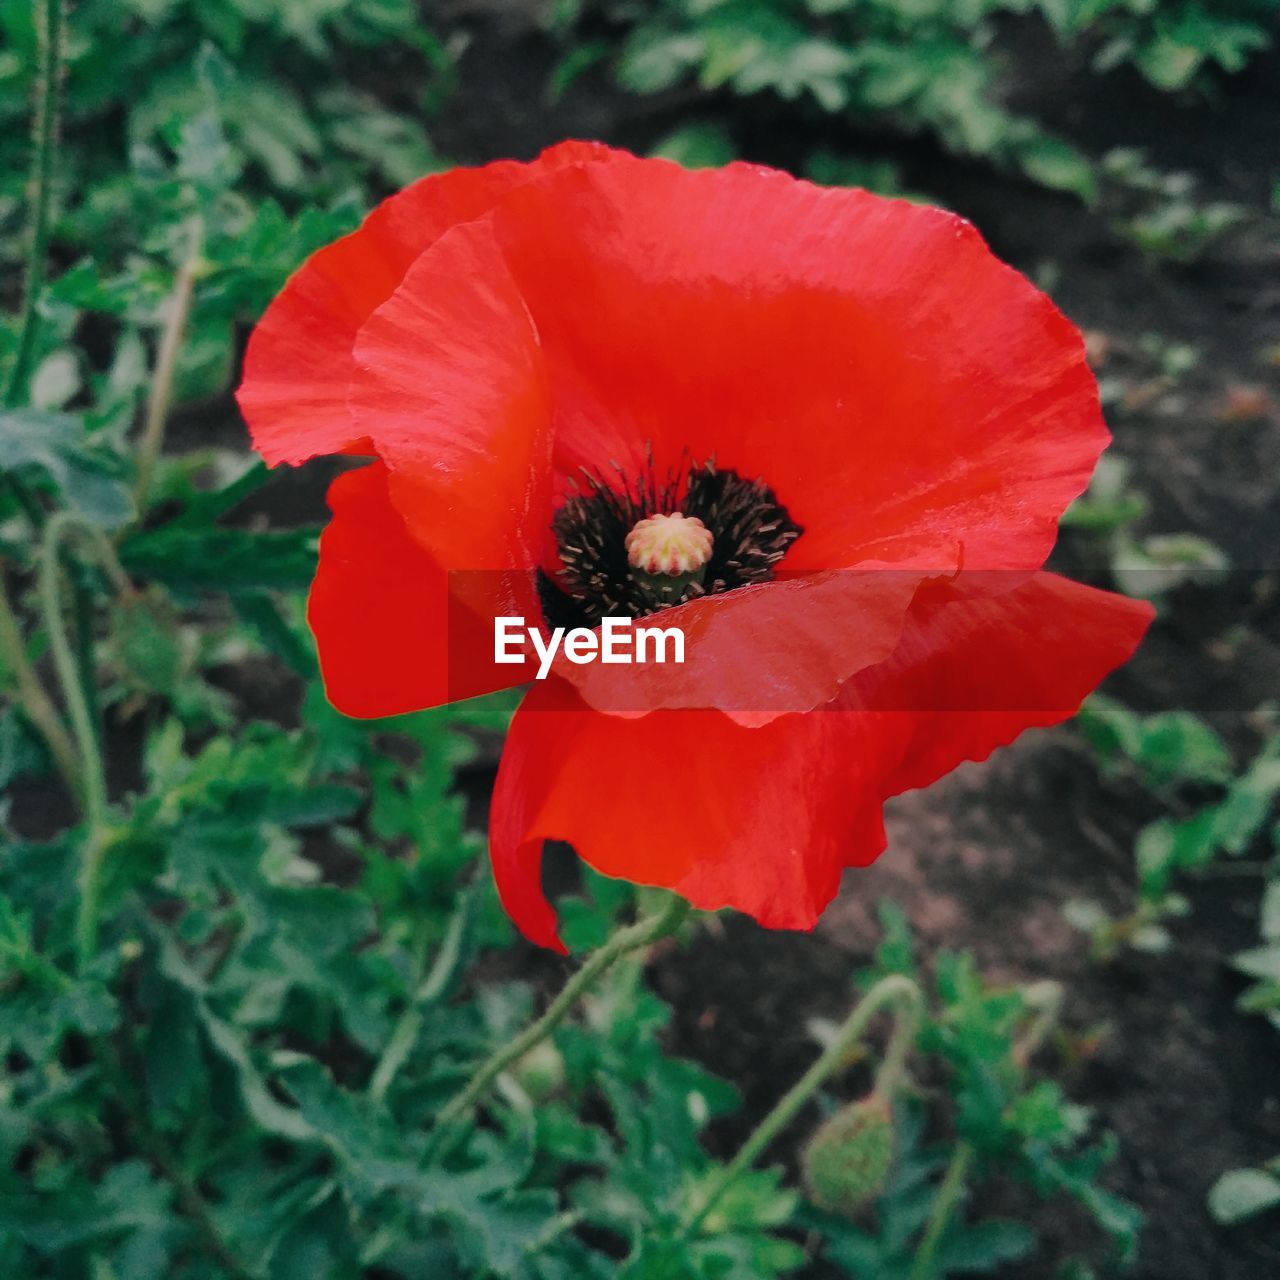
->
801, 1094, 894, 1215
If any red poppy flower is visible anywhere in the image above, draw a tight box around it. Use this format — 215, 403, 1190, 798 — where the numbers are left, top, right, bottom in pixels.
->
238, 141, 1153, 953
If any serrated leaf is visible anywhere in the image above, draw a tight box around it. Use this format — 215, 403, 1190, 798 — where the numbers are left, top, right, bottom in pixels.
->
0, 410, 134, 528
119, 524, 319, 593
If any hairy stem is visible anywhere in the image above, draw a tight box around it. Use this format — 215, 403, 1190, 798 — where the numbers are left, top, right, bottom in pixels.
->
910, 1141, 974, 1280
5, 0, 65, 406
133, 218, 202, 512
683, 973, 923, 1237
39, 513, 131, 965
425, 895, 690, 1159
0, 567, 81, 797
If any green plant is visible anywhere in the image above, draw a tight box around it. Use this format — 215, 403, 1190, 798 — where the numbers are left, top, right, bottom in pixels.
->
1100, 148, 1249, 263
1207, 977, 1280, 1228
551, 0, 1101, 200
0, 0, 451, 399
1205, 824, 1280, 1227
1061, 453, 1230, 601
1068, 698, 1280, 958
1082, 0, 1274, 91
799, 904, 1141, 1277
547, 0, 1272, 205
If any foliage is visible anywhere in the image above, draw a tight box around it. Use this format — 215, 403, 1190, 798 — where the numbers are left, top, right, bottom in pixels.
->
802, 904, 1141, 1276
1, 0, 1271, 1272
1099, 148, 1249, 264
0, 0, 449, 402
1068, 698, 1280, 958
548, 0, 1273, 203
550, 0, 1097, 200
0, 0, 450, 214
1207, 815, 1280, 1227
1081, 0, 1275, 91
1061, 453, 1230, 602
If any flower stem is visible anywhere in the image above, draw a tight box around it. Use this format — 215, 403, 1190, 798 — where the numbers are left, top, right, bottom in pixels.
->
683, 972, 923, 1237
425, 894, 690, 1159
5, 0, 65, 406
39, 512, 131, 966
909, 1141, 974, 1280
133, 218, 202, 513
0, 566, 81, 798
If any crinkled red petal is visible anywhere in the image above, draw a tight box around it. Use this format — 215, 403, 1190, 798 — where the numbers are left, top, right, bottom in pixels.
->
237, 141, 616, 468
247, 144, 1129, 727
490, 573, 1153, 950
483, 156, 1108, 576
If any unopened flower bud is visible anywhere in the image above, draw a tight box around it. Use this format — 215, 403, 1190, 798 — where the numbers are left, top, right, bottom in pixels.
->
511, 1040, 565, 1104
801, 1094, 894, 1215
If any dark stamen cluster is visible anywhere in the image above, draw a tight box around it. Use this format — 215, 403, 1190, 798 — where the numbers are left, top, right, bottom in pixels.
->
540, 455, 802, 630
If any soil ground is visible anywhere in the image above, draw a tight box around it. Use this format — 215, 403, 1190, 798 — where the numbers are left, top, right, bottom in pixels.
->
162, 10, 1280, 1278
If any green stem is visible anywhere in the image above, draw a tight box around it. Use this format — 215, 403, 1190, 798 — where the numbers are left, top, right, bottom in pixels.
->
39, 512, 131, 965
910, 1141, 974, 1280
369, 888, 474, 1104
0, 566, 81, 798
72, 567, 103, 754
5, 0, 65, 406
133, 218, 202, 513
425, 895, 690, 1159
872, 976, 924, 1100
683, 972, 923, 1237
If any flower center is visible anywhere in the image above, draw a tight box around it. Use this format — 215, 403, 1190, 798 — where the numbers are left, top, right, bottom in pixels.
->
625, 511, 713, 604
541, 458, 802, 630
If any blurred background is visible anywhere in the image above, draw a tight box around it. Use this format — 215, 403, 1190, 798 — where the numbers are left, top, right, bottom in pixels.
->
1, 2, 1278, 1278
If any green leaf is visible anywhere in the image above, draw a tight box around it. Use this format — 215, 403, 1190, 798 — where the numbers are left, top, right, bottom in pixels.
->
1016, 135, 1097, 203
119, 524, 319, 594
937, 1218, 1036, 1270
0, 410, 134, 528
0, 706, 49, 787
650, 123, 736, 169
151, 925, 317, 1141
1231, 944, 1280, 984
1136, 712, 1233, 787
1208, 1168, 1280, 1225
1213, 744, 1280, 855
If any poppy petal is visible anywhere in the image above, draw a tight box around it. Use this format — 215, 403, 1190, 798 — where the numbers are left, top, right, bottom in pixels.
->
348, 217, 555, 586
482, 156, 1106, 575
309, 461, 518, 717
237, 141, 619, 468
552, 568, 935, 726
490, 572, 1152, 949
839, 571, 1158, 796
489, 677, 881, 953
